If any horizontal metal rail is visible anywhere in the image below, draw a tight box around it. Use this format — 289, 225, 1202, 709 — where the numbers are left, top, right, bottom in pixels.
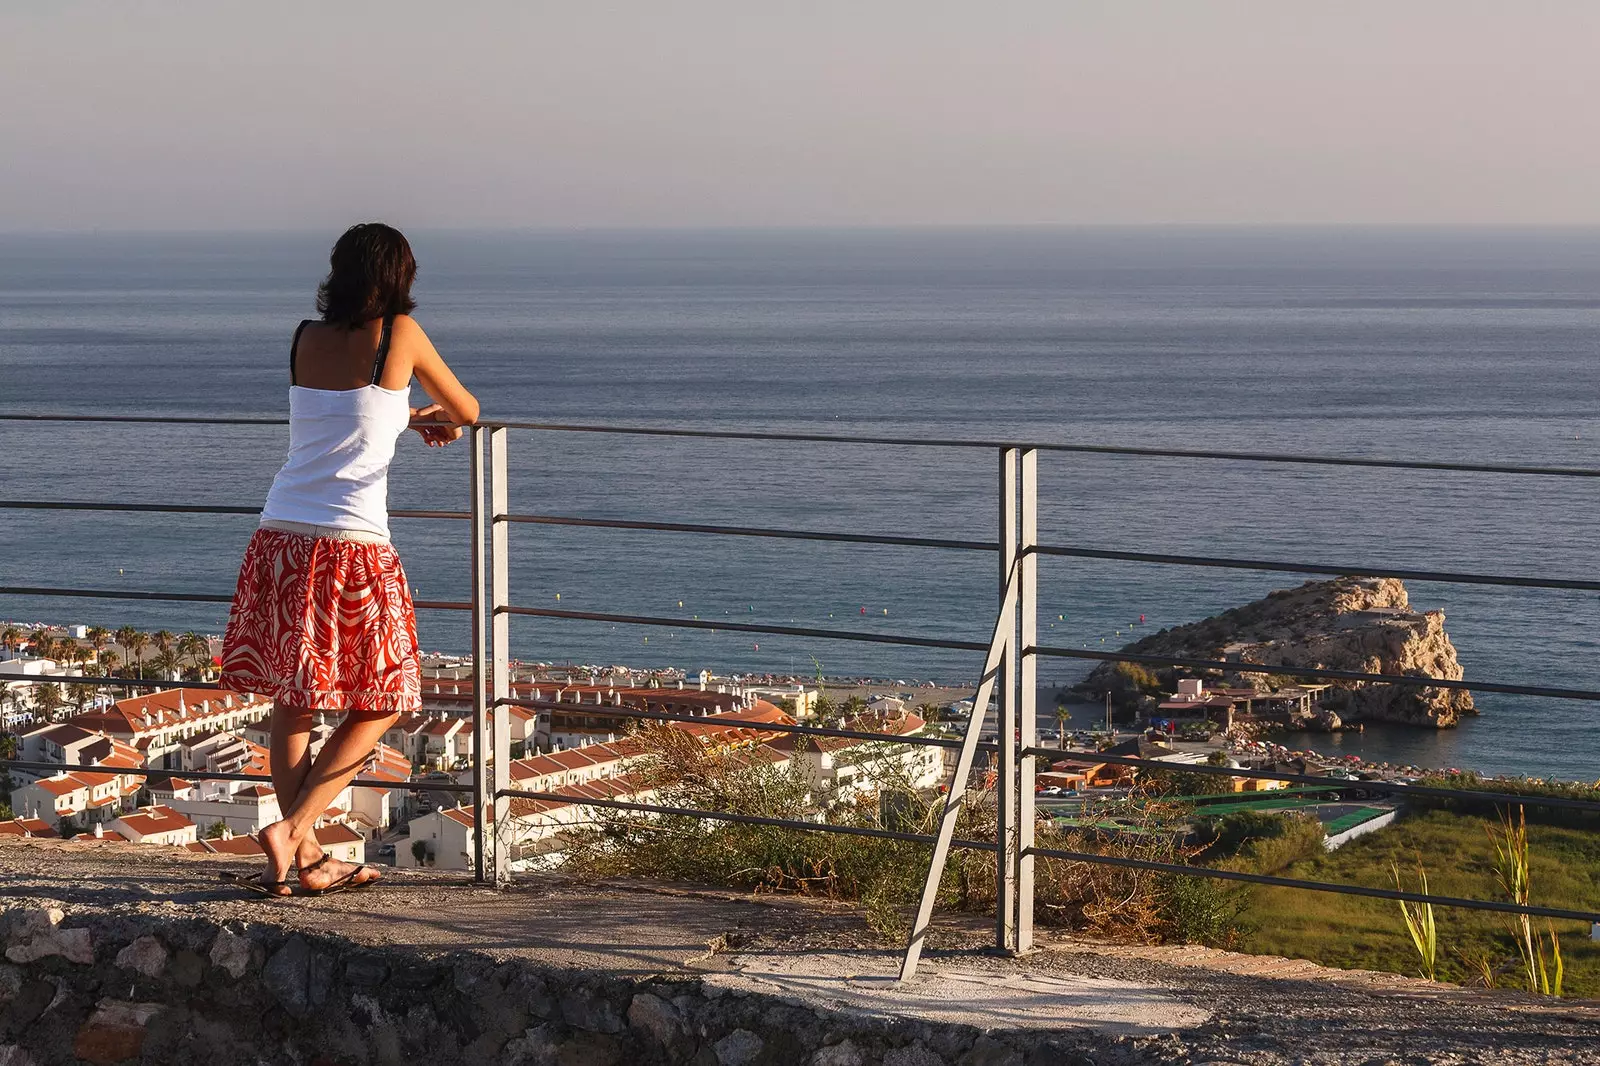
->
11, 498, 1588, 592
1031, 643, 1600, 702
15, 676, 230, 691
1033, 544, 1600, 594
10, 413, 1600, 479
0, 586, 471, 612
502, 605, 989, 653
496, 786, 998, 852
488, 420, 1600, 479
0, 414, 288, 426
1024, 747, 1600, 813
1027, 843, 1600, 924
502, 512, 997, 553
0, 500, 469, 520
0, 759, 473, 794
498, 696, 998, 752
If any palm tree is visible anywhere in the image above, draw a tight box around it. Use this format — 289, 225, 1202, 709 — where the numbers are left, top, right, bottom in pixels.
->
0, 626, 21, 660
126, 632, 150, 679
86, 626, 110, 660
1055, 704, 1072, 749
113, 627, 139, 676
178, 632, 210, 678
29, 631, 56, 663
68, 680, 97, 713
150, 649, 180, 683
99, 649, 121, 673
152, 630, 175, 669
34, 683, 64, 721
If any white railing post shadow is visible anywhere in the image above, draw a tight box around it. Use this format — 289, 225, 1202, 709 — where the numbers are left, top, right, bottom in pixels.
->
488, 427, 512, 885
469, 426, 489, 882
899, 447, 1026, 982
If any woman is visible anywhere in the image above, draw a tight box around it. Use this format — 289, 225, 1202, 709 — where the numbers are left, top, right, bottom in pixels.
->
219, 222, 479, 897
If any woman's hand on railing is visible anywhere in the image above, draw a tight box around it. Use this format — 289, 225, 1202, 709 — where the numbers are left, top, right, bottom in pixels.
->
409, 404, 463, 447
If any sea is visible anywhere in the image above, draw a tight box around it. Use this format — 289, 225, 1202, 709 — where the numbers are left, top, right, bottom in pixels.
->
2, 227, 1598, 781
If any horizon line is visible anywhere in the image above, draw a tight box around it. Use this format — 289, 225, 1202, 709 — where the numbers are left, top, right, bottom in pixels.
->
7, 221, 1600, 238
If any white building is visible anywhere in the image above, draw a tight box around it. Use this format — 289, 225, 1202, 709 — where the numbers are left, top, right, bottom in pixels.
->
109, 805, 198, 847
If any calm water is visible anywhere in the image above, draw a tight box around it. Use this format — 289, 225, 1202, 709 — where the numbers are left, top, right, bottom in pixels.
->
2, 227, 1598, 780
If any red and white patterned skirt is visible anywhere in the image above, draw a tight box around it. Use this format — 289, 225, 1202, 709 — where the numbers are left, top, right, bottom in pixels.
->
219, 528, 422, 714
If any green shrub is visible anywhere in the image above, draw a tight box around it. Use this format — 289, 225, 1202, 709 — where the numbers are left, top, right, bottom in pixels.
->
1157, 872, 1254, 947
1197, 809, 1325, 874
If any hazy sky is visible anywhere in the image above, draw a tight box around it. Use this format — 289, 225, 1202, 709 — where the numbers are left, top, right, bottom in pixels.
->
3, 2, 1597, 230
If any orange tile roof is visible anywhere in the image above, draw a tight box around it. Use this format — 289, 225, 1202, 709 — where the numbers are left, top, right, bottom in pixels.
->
314, 824, 363, 846
188, 836, 264, 856
0, 818, 59, 838
114, 805, 194, 837
69, 687, 265, 736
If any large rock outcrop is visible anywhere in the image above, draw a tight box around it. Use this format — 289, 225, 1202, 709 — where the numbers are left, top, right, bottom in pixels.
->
1085, 577, 1474, 728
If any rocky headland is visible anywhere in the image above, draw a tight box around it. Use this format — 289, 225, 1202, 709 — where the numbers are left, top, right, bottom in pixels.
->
1084, 577, 1475, 728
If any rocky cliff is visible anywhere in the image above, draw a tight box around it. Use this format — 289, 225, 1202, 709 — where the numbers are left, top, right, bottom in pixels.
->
1085, 577, 1475, 728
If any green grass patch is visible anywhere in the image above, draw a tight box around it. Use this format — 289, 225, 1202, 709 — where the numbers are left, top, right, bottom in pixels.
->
1239, 809, 1600, 994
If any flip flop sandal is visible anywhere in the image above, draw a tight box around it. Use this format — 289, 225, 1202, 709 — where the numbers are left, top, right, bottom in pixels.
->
302, 862, 380, 897
219, 871, 295, 899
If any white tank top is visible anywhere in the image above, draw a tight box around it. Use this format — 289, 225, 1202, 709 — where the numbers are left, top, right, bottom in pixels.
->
259, 318, 412, 539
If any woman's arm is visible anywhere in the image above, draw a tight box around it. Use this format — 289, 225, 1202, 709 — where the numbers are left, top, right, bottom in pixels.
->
395, 316, 480, 444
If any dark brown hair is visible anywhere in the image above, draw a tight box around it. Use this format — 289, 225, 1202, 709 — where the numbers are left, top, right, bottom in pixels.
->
316, 222, 418, 328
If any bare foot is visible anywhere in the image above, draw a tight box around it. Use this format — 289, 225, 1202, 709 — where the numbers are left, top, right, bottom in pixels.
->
298, 853, 380, 893
254, 821, 298, 897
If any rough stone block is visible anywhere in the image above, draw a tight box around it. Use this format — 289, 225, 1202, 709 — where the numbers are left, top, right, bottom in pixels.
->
345, 952, 389, 989
207, 929, 252, 979
959, 1036, 1021, 1066
72, 999, 162, 1066
6, 908, 62, 943
169, 950, 204, 988
714, 1028, 764, 1066
6, 980, 57, 1032
886, 1043, 946, 1066
812, 1041, 867, 1066
0, 1046, 36, 1066
114, 935, 168, 979
5, 908, 92, 966
502, 1024, 559, 1066
559, 986, 624, 1034
627, 992, 686, 1048
388, 959, 442, 990
558, 1031, 621, 1066
0, 966, 20, 1006
262, 936, 316, 1018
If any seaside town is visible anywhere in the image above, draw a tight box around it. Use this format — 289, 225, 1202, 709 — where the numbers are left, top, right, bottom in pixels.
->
0, 618, 1478, 868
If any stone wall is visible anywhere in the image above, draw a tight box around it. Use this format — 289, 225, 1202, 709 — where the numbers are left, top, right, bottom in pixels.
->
0, 905, 1132, 1066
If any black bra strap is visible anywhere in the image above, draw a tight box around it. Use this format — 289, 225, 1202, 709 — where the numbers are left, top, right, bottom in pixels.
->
370, 315, 395, 385
288, 319, 312, 385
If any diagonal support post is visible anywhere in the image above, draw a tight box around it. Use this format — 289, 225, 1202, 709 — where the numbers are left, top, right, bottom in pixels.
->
898, 563, 1019, 983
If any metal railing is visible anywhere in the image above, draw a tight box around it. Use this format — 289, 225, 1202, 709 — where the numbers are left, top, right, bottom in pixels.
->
5, 412, 1600, 983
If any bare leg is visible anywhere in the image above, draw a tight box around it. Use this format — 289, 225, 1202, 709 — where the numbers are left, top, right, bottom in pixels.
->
259, 711, 399, 891
250, 705, 315, 895
270, 705, 315, 813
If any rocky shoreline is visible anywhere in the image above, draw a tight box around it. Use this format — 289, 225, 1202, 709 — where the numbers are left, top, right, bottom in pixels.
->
1083, 576, 1475, 729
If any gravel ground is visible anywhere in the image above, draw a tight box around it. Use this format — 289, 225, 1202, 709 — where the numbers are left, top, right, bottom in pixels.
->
3, 840, 1597, 1065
